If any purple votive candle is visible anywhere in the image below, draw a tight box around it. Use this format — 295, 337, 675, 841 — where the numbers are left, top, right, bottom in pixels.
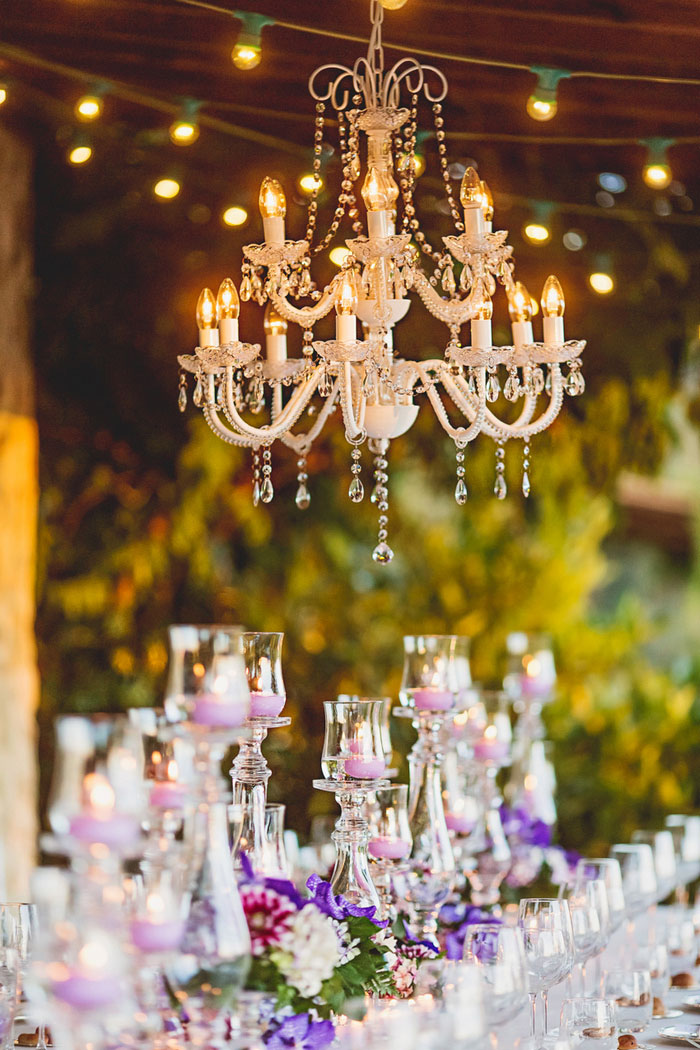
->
52, 973, 121, 1010
472, 737, 509, 763
249, 692, 286, 718
344, 756, 386, 779
149, 780, 187, 810
191, 694, 249, 727
445, 812, 476, 835
368, 837, 411, 860
69, 812, 140, 848
412, 688, 454, 711
130, 918, 185, 953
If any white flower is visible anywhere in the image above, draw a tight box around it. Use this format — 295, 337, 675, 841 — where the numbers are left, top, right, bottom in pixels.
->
271, 906, 341, 998
392, 957, 417, 997
333, 919, 361, 965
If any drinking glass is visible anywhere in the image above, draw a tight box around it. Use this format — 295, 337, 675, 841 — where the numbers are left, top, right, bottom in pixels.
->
0, 950, 18, 1050
518, 898, 574, 1044
164, 624, 251, 730
567, 881, 608, 995
634, 942, 680, 1019
604, 969, 652, 1038
321, 699, 386, 781
574, 859, 626, 932
632, 830, 678, 902
609, 844, 657, 917
398, 635, 459, 712
242, 632, 286, 718
462, 924, 528, 1027
664, 907, 697, 976
441, 962, 488, 1050
559, 997, 617, 1050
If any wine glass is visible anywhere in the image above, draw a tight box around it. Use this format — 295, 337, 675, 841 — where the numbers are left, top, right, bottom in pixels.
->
559, 997, 617, 1050
518, 898, 574, 1045
441, 962, 488, 1050
574, 859, 626, 932
632, 830, 678, 902
604, 969, 652, 1043
567, 881, 608, 996
664, 906, 697, 979
462, 924, 528, 1028
609, 843, 657, 918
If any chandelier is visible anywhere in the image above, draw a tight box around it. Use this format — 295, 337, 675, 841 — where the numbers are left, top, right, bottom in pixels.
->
177, 0, 586, 563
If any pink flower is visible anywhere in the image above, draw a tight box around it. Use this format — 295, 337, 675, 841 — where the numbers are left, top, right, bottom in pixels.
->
392, 957, 417, 997
241, 887, 297, 957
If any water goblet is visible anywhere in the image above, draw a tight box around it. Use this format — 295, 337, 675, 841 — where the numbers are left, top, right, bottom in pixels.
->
604, 969, 652, 1044
518, 898, 575, 1046
559, 997, 617, 1050
462, 924, 528, 1029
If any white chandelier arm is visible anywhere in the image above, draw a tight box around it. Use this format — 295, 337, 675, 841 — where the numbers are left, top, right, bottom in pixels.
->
452, 371, 539, 429
203, 405, 258, 448
339, 362, 366, 441
412, 270, 474, 327
281, 379, 341, 455
268, 280, 337, 328
424, 370, 487, 443
479, 365, 566, 441
222, 368, 322, 442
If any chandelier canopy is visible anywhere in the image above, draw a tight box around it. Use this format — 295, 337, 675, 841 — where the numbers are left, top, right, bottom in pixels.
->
177, 0, 586, 563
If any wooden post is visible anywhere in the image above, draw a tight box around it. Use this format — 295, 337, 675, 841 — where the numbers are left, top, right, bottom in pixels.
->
0, 125, 38, 899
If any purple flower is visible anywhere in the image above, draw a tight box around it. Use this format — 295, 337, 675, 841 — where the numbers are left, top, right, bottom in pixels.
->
443, 908, 502, 961
305, 875, 388, 927
238, 850, 306, 910
264, 1013, 335, 1050
500, 805, 553, 848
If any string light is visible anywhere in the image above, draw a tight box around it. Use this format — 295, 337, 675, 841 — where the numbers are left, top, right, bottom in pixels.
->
169, 100, 201, 146
154, 177, 181, 199
68, 144, 92, 165
0, 83, 7, 106
329, 246, 352, 267
526, 66, 571, 122
523, 201, 554, 244
232, 11, 276, 70
75, 86, 107, 122
222, 205, 248, 226
641, 137, 674, 189
589, 255, 615, 294
523, 223, 550, 243
298, 172, 324, 194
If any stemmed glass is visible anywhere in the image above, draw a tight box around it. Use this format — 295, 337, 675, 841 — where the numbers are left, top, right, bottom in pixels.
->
441, 963, 489, 1050
609, 844, 658, 918
462, 924, 528, 1030
664, 907, 697, 981
574, 859, 626, 932
567, 880, 610, 996
367, 785, 412, 920
518, 898, 574, 1046
559, 997, 617, 1050
632, 830, 678, 902
604, 970, 652, 1046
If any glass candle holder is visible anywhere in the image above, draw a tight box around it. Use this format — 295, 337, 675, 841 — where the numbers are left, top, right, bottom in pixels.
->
368, 785, 412, 920
242, 632, 286, 718
471, 690, 512, 769
48, 714, 145, 850
504, 632, 557, 706
399, 635, 459, 712
164, 624, 251, 730
321, 699, 387, 781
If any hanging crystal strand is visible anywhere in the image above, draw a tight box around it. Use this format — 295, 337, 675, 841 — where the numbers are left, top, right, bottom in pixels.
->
240, 265, 252, 302
494, 443, 507, 500
260, 448, 274, 504
522, 442, 531, 498
504, 366, 521, 402
193, 373, 204, 408
295, 455, 311, 510
466, 367, 477, 396
371, 442, 393, 564
304, 102, 326, 248
454, 441, 468, 505
178, 373, 187, 413
486, 365, 501, 402
348, 443, 364, 503
433, 101, 464, 232
251, 450, 261, 507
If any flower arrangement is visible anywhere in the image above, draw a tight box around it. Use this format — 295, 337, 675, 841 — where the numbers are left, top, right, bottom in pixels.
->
238, 861, 440, 1048
500, 805, 579, 894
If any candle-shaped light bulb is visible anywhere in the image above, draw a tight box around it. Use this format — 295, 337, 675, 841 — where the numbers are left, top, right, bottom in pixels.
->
470, 287, 493, 349
258, 177, 286, 219
196, 287, 219, 347
264, 302, 288, 336
460, 167, 486, 237
362, 167, 390, 212
480, 180, 494, 223
259, 177, 286, 246
216, 278, 240, 343
541, 274, 565, 344
335, 270, 358, 342
508, 282, 533, 323
473, 293, 493, 320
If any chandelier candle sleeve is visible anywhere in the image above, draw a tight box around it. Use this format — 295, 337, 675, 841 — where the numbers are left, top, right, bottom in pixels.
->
216, 278, 240, 343
471, 293, 493, 351
541, 275, 565, 344
509, 281, 534, 349
263, 303, 288, 364
335, 270, 359, 342
259, 177, 286, 245
196, 288, 219, 347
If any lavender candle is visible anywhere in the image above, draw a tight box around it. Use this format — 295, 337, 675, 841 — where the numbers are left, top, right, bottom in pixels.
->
69, 812, 140, 849
249, 692, 286, 718
149, 780, 187, 810
130, 918, 185, 953
472, 736, 509, 764
412, 688, 454, 711
52, 973, 121, 1010
344, 756, 386, 779
191, 694, 248, 727
368, 836, 411, 860
445, 812, 477, 835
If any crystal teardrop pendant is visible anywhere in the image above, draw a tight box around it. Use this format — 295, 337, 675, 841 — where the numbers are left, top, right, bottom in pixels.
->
442, 265, 456, 294
372, 541, 394, 564
252, 479, 261, 507
260, 477, 274, 503
455, 478, 468, 505
348, 477, 364, 503
504, 374, 520, 402
349, 153, 361, 181
240, 274, 252, 301
494, 474, 507, 500
295, 482, 310, 509
522, 470, 531, 498
178, 384, 187, 413
486, 374, 501, 402
193, 377, 204, 407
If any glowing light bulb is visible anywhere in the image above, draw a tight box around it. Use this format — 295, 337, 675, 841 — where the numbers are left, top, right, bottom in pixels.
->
232, 43, 261, 69
480, 180, 494, 222
527, 96, 557, 121
264, 302, 288, 336
196, 288, 217, 330
169, 119, 199, 146
361, 166, 398, 211
643, 163, 671, 189
380, 0, 409, 7
298, 173, 324, 194
329, 246, 352, 267
68, 145, 92, 165
589, 272, 614, 295
76, 94, 102, 121
508, 281, 533, 323
231, 13, 274, 72
473, 293, 493, 321
523, 222, 551, 244
459, 166, 482, 208
541, 275, 565, 317
222, 205, 248, 227
154, 178, 180, 199
335, 270, 358, 316
216, 278, 240, 320
526, 67, 569, 122
258, 177, 286, 219
0, 85, 7, 106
